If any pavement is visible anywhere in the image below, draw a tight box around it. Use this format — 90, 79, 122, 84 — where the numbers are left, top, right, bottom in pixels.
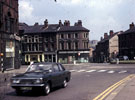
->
0, 64, 135, 100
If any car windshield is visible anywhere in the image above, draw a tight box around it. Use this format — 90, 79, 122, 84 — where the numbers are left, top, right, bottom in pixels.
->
26, 64, 52, 72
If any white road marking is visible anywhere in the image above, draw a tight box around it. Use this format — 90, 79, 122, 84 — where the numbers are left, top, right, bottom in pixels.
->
86, 70, 96, 73
70, 70, 76, 72
118, 70, 127, 73
107, 70, 115, 73
97, 70, 107, 72
77, 70, 86, 72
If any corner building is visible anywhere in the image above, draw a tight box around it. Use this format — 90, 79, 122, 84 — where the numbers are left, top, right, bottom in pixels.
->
0, 0, 20, 70
20, 20, 90, 64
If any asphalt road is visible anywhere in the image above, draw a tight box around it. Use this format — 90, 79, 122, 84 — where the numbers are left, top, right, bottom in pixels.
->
1, 63, 135, 100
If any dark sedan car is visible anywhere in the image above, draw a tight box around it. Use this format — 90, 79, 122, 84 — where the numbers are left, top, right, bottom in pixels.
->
11, 62, 71, 95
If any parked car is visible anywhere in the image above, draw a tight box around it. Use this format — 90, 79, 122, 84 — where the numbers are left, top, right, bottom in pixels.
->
118, 56, 129, 61
10, 62, 71, 95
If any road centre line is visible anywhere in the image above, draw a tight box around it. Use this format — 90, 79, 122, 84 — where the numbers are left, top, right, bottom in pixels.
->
93, 74, 135, 100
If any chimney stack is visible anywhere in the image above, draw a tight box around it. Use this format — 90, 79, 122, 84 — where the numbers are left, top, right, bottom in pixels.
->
77, 20, 82, 26
129, 22, 134, 29
44, 19, 48, 28
104, 33, 108, 39
59, 20, 62, 26
109, 30, 114, 36
64, 20, 70, 26
34, 22, 39, 26
100, 37, 103, 41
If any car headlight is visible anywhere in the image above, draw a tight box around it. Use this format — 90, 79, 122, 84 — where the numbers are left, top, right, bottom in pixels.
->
12, 79, 20, 84
34, 78, 43, 84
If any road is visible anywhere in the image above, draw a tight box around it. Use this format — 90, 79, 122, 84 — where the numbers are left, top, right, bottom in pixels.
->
1, 63, 135, 100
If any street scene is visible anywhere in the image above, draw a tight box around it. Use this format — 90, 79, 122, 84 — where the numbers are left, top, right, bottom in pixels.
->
1, 63, 135, 100
1, 0, 135, 100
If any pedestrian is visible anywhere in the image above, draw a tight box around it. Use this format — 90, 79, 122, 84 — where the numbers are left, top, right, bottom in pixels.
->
25, 61, 34, 72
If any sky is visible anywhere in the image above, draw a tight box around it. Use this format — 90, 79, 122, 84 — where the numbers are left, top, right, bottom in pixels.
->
19, 0, 135, 40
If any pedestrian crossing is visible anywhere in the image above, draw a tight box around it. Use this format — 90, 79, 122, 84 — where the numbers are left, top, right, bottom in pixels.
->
69, 69, 128, 74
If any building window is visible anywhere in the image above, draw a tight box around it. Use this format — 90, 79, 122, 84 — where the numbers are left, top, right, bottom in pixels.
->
44, 36, 48, 42
50, 37, 54, 42
24, 36, 27, 42
60, 42, 64, 50
60, 34, 64, 39
67, 42, 71, 50
35, 44, 38, 51
83, 42, 88, 49
34, 35, 39, 42
74, 33, 78, 38
68, 34, 71, 38
74, 42, 78, 49
51, 44, 54, 51
84, 33, 88, 38
39, 44, 42, 51
45, 44, 48, 51
39, 36, 42, 42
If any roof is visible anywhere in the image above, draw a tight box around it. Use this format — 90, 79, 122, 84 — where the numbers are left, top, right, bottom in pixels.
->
58, 26, 89, 32
119, 27, 135, 35
98, 32, 119, 43
24, 24, 59, 34
19, 23, 89, 34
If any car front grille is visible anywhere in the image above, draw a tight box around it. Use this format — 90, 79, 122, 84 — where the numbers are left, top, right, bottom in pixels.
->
20, 79, 35, 84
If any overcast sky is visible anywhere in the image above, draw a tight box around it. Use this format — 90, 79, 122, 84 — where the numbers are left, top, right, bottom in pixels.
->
19, 0, 135, 40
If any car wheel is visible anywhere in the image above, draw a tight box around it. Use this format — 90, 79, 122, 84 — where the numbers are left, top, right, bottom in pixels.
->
43, 83, 50, 95
16, 89, 22, 95
62, 79, 68, 88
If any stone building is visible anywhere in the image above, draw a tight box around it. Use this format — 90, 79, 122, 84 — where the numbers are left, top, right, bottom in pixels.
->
0, 0, 20, 70
119, 22, 135, 60
57, 20, 89, 63
20, 20, 90, 64
93, 30, 122, 63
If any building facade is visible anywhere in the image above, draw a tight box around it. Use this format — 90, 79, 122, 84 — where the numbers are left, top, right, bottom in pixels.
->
20, 20, 90, 64
93, 30, 121, 63
0, 0, 20, 70
119, 23, 135, 60
57, 20, 89, 63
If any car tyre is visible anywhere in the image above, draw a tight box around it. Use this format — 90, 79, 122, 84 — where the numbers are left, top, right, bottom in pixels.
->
16, 89, 22, 95
62, 79, 68, 88
43, 83, 50, 95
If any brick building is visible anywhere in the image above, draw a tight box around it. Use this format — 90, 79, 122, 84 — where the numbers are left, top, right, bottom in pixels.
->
0, 0, 20, 70
20, 20, 90, 64
93, 30, 122, 63
119, 22, 135, 60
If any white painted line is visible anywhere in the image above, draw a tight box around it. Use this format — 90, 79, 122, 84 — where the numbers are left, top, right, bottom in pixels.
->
77, 70, 86, 72
107, 70, 115, 73
118, 70, 127, 73
86, 70, 96, 73
70, 70, 76, 72
97, 70, 107, 72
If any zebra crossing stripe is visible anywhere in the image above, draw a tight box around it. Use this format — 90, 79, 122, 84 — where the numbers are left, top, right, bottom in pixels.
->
98, 70, 106, 72
118, 70, 127, 73
86, 70, 96, 73
70, 70, 76, 72
107, 70, 115, 73
77, 70, 85, 72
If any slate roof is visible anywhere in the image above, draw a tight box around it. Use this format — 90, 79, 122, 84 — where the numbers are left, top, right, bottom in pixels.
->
119, 27, 135, 35
58, 26, 89, 32
98, 32, 119, 43
19, 23, 89, 34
